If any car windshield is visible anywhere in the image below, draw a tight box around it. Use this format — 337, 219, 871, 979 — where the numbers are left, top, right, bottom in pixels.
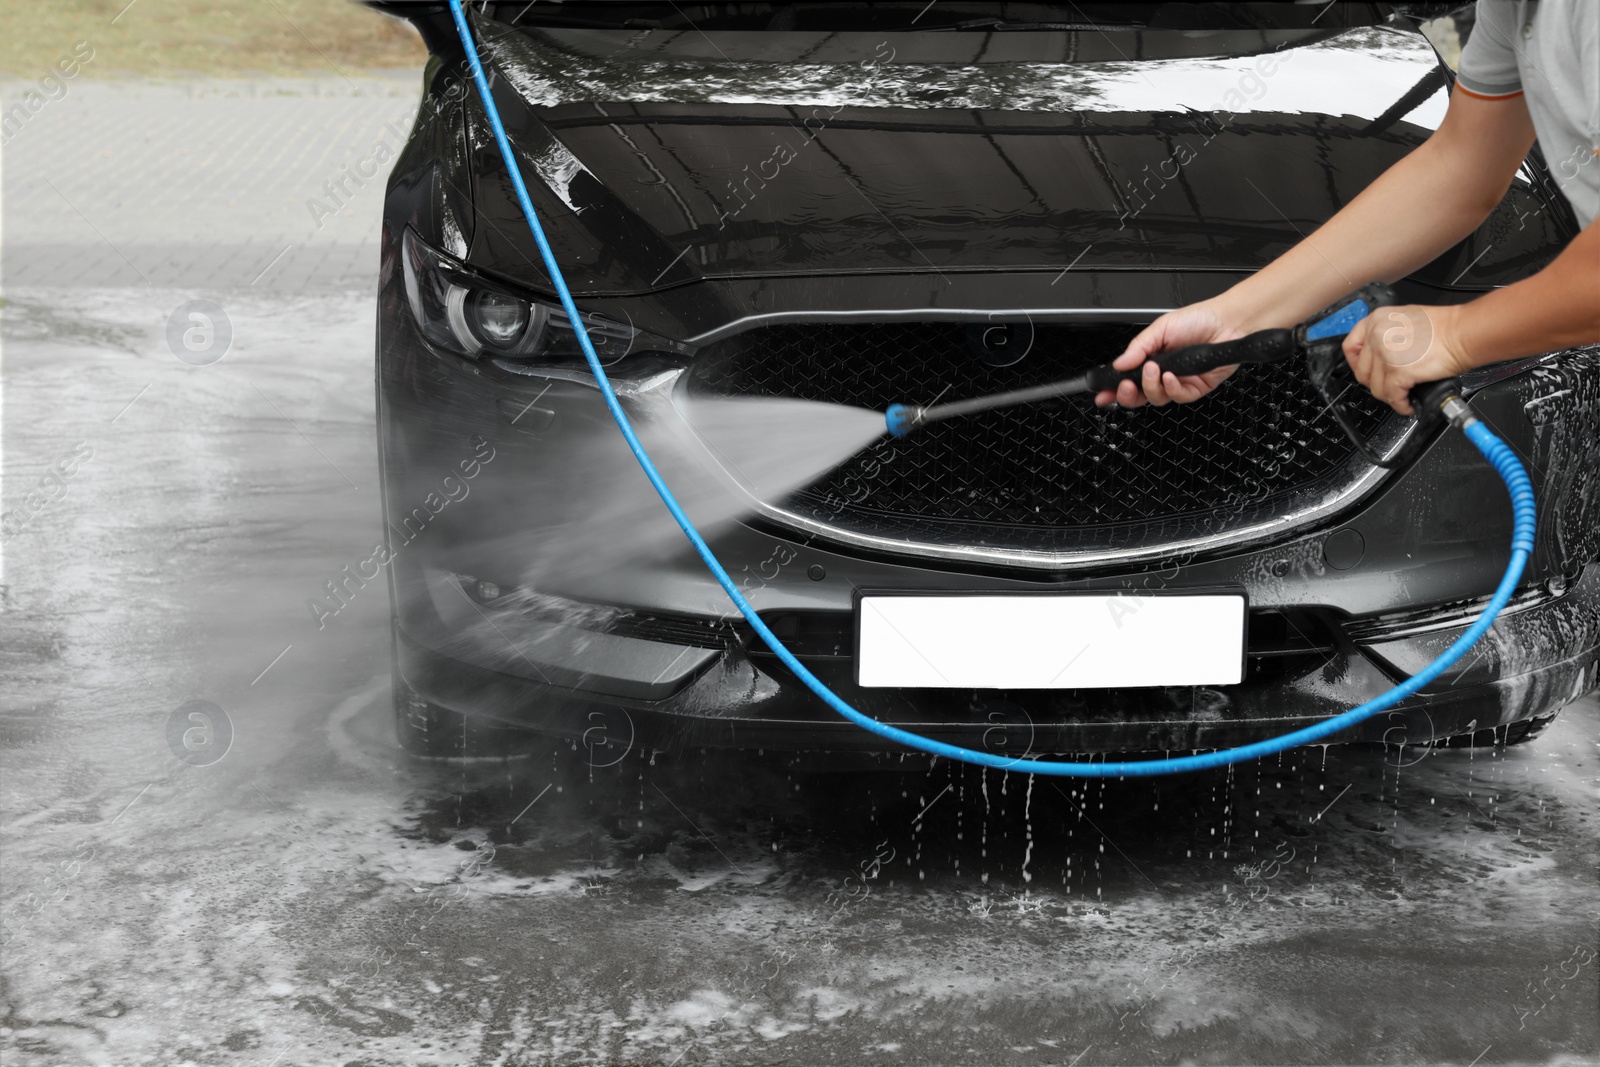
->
491, 2, 1390, 32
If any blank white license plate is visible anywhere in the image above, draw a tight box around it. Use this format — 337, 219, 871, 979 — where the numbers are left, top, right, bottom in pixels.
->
857, 593, 1246, 689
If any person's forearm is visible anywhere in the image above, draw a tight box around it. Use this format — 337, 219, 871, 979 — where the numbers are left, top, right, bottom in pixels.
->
1339, 218, 1596, 415
1216, 91, 1536, 332
1449, 219, 1600, 367
1223, 139, 1506, 330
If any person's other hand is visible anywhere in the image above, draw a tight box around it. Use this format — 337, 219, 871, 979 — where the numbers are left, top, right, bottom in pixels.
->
1342, 304, 1473, 416
1094, 301, 1246, 408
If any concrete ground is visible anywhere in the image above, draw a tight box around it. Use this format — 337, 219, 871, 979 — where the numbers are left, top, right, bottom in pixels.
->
2, 78, 1597, 1067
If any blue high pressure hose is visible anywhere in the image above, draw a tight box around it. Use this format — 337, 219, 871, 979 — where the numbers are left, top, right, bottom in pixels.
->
446, 1, 1537, 777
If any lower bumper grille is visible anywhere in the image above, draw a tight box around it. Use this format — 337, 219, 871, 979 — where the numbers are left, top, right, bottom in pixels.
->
688, 321, 1392, 530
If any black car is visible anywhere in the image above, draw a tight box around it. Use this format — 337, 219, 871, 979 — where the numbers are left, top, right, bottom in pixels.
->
367, 1, 1598, 760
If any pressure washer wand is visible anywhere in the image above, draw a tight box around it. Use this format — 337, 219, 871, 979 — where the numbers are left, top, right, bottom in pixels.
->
884, 282, 1402, 438
885, 328, 1295, 437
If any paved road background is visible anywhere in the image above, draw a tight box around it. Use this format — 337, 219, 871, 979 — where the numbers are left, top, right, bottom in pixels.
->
2, 72, 1597, 1067
4, 76, 416, 289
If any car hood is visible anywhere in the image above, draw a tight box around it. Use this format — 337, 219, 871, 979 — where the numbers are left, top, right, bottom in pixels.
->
460, 18, 1453, 296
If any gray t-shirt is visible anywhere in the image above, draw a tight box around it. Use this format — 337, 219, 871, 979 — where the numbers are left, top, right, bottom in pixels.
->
1458, 0, 1599, 227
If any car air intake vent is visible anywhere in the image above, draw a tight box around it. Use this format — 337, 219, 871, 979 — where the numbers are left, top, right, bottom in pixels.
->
687, 321, 1392, 529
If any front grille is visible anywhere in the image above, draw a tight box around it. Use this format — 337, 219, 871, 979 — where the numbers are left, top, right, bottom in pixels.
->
688, 321, 1392, 529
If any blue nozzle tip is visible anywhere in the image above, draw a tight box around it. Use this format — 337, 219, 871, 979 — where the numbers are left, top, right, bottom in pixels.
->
885, 403, 913, 438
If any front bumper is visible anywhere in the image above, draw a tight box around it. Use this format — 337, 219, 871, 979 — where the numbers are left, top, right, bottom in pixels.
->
395, 563, 1599, 754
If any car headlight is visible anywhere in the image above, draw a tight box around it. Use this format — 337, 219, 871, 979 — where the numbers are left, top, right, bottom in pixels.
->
401, 227, 637, 363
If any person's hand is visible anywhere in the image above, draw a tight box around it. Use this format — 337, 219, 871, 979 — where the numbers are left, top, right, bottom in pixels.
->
1342, 304, 1473, 416
1094, 301, 1246, 408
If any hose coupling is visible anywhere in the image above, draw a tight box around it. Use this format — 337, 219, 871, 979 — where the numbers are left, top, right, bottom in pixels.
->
1441, 394, 1479, 431
1410, 376, 1474, 431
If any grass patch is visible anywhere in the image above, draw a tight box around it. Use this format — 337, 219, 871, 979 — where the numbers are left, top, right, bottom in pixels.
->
0, 0, 426, 78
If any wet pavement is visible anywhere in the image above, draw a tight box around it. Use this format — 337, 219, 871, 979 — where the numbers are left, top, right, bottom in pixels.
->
2, 79, 1598, 1067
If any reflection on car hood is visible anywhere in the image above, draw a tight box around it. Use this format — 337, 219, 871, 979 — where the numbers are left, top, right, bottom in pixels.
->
462, 19, 1451, 295
484, 24, 1442, 119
